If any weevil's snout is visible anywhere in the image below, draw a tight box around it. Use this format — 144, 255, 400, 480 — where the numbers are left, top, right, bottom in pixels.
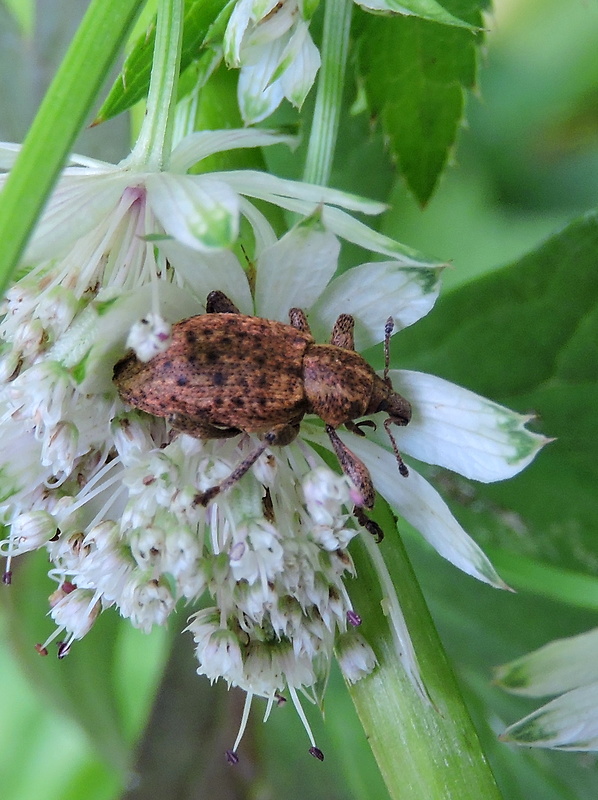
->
381, 392, 412, 427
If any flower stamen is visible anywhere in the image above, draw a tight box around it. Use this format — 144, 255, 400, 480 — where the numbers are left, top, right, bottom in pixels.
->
288, 685, 323, 760
228, 689, 254, 763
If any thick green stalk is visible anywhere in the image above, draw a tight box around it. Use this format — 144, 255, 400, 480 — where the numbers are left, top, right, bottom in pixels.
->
0, 0, 144, 297
348, 501, 504, 800
303, 0, 352, 186
128, 0, 184, 171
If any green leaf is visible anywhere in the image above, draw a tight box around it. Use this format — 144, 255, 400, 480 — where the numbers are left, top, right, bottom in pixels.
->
398, 210, 598, 581
358, 0, 483, 205
357, 0, 476, 29
96, 0, 229, 123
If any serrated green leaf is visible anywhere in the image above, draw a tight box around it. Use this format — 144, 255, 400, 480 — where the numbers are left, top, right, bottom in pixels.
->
356, 0, 476, 29
358, 0, 482, 205
96, 0, 229, 123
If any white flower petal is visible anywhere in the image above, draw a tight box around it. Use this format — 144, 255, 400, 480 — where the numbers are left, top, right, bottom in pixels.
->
169, 129, 297, 173
501, 683, 598, 751
243, 1, 295, 49
276, 23, 320, 108
238, 45, 287, 124
25, 172, 129, 263
318, 205, 441, 264
310, 263, 441, 349
303, 430, 505, 587
0, 141, 22, 169
385, 371, 550, 482
496, 628, 598, 697
218, 178, 438, 264
252, 0, 283, 18
146, 173, 239, 252
223, 0, 254, 65
255, 223, 340, 321
239, 196, 279, 253
159, 239, 254, 316
220, 169, 388, 214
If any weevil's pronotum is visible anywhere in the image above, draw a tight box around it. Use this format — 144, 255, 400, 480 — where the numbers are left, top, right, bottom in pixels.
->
113, 291, 412, 539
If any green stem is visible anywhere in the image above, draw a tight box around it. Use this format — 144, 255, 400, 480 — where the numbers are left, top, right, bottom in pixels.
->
348, 501, 504, 800
0, 0, 143, 298
302, 0, 352, 186
128, 0, 184, 171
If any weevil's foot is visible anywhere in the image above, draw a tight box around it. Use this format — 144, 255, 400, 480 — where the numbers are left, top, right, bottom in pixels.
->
193, 486, 221, 507
353, 506, 384, 543
345, 419, 377, 437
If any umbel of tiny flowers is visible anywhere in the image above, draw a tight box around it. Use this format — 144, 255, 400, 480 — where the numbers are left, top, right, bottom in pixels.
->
0, 167, 546, 759
496, 627, 598, 750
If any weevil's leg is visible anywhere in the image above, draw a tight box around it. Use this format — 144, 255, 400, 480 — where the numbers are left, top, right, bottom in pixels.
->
206, 291, 241, 314
353, 506, 384, 543
194, 423, 300, 506
168, 414, 241, 439
345, 419, 377, 437
326, 425, 375, 508
330, 313, 355, 350
289, 308, 312, 334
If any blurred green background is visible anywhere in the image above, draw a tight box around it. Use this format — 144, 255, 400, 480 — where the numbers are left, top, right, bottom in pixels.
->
2, 0, 598, 798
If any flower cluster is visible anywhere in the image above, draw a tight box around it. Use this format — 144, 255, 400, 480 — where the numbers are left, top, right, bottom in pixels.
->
0, 126, 546, 758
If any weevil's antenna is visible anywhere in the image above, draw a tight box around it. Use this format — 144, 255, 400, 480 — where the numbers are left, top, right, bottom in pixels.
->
383, 317, 394, 386
384, 417, 409, 477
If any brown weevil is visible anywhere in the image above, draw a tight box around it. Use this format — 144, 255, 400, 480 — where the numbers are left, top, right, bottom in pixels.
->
113, 291, 412, 539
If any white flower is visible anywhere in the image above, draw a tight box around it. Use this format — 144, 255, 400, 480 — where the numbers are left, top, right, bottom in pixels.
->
335, 631, 378, 683
224, 0, 321, 124
497, 628, 598, 750
0, 132, 545, 759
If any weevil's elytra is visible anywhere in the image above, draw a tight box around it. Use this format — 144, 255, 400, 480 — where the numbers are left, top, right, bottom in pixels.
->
113, 291, 412, 537
115, 314, 312, 432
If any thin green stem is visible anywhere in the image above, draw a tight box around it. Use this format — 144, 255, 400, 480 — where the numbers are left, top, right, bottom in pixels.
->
0, 0, 143, 298
128, 0, 184, 171
303, 0, 352, 186
348, 500, 504, 800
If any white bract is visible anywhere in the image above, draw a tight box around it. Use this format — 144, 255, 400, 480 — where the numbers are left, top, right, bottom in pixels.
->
0, 131, 545, 758
497, 628, 598, 750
